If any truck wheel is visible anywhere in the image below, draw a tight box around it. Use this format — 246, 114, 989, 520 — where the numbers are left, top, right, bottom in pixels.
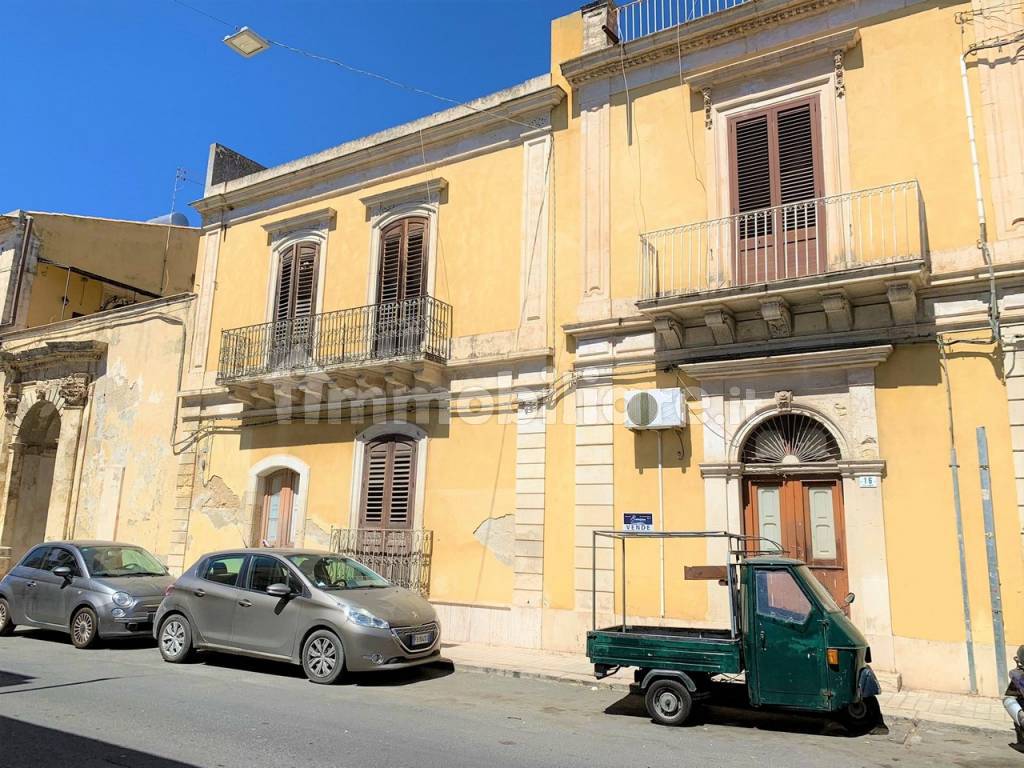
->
645, 679, 693, 726
840, 695, 881, 732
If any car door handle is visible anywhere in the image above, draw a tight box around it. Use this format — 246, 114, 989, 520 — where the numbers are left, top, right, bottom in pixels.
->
238, 599, 253, 608
25, 582, 36, 588
759, 630, 766, 650
193, 588, 206, 597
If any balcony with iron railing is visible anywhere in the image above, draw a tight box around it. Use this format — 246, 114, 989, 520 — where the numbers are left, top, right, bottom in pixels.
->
615, 0, 749, 43
636, 181, 929, 331
217, 295, 452, 404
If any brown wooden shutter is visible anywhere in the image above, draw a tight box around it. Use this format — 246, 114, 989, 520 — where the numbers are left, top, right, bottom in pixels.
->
734, 114, 773, 217
274, 248, 295, 323
376, 218, 428, 304
776, 103, 817, 207
274, 242, 319, 322
360, 436, 416, 529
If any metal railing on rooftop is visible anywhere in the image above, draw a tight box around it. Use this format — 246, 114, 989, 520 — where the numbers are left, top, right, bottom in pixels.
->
616, 0, 749, 43
330, 528, 433, 597
639, 181, 925, 301
217, 295, 452, 383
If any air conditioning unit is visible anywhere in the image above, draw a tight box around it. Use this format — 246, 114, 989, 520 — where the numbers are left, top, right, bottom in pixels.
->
624, 388, 686, 430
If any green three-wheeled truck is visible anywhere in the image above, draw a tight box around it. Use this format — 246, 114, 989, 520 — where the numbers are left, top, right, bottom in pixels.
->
586, 531, 881, 728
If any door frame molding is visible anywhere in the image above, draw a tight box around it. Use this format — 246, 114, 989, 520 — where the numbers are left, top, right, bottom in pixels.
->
347, 422, 428, 531
246, 455, 311, 548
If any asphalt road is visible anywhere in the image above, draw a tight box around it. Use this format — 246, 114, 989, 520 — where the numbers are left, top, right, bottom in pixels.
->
0, 628, 1015, 768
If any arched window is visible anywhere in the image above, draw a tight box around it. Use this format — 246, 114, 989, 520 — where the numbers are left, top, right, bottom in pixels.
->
360, 436, 416, 530
259, 468, 299, 547
741, 413, 840, 465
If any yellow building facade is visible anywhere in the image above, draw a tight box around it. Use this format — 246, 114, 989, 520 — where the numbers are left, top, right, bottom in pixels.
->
170, 0, 1024, 696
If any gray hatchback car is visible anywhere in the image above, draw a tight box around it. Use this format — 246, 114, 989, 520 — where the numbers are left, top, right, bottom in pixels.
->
0, 540, 174, 648
154, 548, 441, 684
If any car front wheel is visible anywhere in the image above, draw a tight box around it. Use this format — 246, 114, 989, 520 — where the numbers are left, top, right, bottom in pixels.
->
158, 615, 195, 663
0, 598, 15, 636
302, 629, 345, 684
70, 607, 99, 649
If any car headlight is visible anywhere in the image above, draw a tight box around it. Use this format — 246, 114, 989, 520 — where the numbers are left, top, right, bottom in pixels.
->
111, 591, 134, 608
343, 605, 389, 629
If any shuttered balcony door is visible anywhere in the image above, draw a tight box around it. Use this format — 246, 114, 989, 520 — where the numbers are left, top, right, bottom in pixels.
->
729, 96, 824, 285
271, 241, 319, 369
374, 218, 428, 358
358, 436, 417, 583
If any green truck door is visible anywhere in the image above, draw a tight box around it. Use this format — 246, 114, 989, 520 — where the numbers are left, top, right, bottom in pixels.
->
750, 567, 825, 709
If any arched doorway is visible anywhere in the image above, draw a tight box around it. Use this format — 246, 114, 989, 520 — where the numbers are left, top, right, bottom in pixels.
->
740, 413, 849, 605
3, 400, 61, 564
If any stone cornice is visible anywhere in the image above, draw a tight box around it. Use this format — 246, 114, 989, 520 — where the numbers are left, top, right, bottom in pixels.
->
562, 314, 654, 340
684, 28, 859, 89
700, 458, 885, 478
680, 344, 892, 379
560, 0, 845, 88
194, 85, 565, 218
360, 179, 448, 217
261, 207, 336, 236
1, 340, 107, 374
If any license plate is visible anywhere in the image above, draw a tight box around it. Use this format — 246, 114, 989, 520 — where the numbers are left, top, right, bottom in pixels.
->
411, 632, 432, 646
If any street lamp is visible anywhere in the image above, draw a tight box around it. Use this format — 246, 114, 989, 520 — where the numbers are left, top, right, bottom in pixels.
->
222, 26, 270, 58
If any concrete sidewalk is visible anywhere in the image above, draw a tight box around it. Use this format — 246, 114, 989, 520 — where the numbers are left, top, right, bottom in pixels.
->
442, 641, 1010, 734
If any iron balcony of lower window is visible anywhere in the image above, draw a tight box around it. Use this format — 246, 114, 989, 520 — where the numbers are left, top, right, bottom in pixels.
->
635, 181, 929, 347
216, 295, 452, 407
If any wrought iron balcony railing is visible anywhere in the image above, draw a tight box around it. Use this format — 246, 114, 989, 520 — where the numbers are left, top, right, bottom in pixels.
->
615, 0, 749, 43
639, 181, 925, 301
330, 528, 433, 597
217, 295, 452, 383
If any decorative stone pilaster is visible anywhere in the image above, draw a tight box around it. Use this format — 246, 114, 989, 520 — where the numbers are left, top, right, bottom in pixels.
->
574, 382, 615, 616
512, 396, 547, 647
701, 87, 713, 130
43, 389, 89, 541
833, 49, 846, 98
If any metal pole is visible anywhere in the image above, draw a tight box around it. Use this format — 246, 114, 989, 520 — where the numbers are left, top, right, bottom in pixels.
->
940, 339, 979, 694
591, 531, 597, 632
976, 426, 1008, 686
621, 536, 627, 631
657, 432, 666, 618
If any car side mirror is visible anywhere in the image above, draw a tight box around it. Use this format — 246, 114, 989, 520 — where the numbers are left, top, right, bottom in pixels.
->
53, 566, 72, 580
844, 592, 856, 606
266, 583, 291, 598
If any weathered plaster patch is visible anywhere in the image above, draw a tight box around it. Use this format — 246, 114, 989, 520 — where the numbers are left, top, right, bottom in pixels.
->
193, 475, 242, 529
473, 514, 515, 567
304, 519, 332, 549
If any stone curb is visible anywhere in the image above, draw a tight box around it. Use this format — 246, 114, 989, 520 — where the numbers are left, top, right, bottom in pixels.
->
452, 659, 1009, 735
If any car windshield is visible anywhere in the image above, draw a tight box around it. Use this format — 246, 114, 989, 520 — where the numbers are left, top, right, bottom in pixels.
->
287, 554, 390, 590
795, 565, 842, 612
80, 546, 166, 577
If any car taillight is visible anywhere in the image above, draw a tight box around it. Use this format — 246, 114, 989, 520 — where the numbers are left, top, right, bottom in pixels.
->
164, 585, 174, 597
827, 648, 840, 668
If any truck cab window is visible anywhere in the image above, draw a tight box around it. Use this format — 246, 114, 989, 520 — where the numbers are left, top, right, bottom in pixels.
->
755, 569, 811, 624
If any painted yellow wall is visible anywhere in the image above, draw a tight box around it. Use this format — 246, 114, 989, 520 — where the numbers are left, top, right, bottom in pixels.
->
876, 336, 1023, 646
25, 265, 105, 327
204, 147, 526, 372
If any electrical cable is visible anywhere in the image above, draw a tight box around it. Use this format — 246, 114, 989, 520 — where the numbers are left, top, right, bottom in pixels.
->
169, 0, 539, 132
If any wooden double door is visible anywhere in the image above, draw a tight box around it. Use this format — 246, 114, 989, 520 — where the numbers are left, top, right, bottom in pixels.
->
743, 476, 848, 608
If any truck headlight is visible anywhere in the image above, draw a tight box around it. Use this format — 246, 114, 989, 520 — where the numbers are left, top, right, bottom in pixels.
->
343, 605, 389, 629
111, 591, 134, 608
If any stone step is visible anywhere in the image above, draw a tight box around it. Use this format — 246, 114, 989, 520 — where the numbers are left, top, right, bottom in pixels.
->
875, 669, 902, 693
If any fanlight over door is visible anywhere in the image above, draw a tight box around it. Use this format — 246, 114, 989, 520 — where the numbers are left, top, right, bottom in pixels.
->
741, 413, 849, 609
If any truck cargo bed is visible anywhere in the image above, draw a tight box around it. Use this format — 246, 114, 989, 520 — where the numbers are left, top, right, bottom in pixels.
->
587, 625, 743, 675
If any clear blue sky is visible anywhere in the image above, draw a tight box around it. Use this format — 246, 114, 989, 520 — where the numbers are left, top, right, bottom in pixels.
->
3, 0, 581, 225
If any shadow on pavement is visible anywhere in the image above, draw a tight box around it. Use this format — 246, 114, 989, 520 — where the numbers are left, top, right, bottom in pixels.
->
0, 715, 200, 768
197, 651, 454, 687
11, 628, 155, 651
0, 670, 34, 688
603, 682, 887, 739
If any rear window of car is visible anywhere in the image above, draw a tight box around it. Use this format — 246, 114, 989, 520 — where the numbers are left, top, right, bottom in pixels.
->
201, 555, 245, 587
20, 547, 49, 570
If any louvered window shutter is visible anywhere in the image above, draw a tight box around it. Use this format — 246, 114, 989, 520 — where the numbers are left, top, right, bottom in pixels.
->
360, 437, 416, 530
274, 248, 295, 324
376, 218, 428, 305
731, 98, 821, 218
274, 242, 319, 322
